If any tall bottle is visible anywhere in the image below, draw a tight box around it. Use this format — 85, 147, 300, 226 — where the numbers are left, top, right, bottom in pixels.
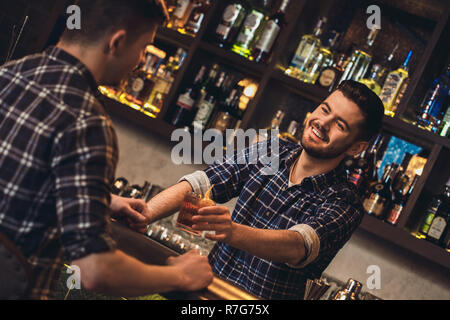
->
340, 26, 379, 83
123, 53, 155, 107
439, 105, 450, 138
285, 17, 327, 79
363, 163, 397, 219
425, 180, 450, 245
231, 6, 266, 58
301, 30, 340, 84
385, 174, 419, 226
415, 63, 450, 133
210, 86, 244, 135
379, 50, 413, 117
214, 3, 247, 49
171, 65, 206, 127
279, 120, 300, 144
184, 0, 211, 36
192, 71, 227, 130
378, 44, 398, 85
256, 109, 285, 142
417, 180, 450, 240
251, 0, 290, 64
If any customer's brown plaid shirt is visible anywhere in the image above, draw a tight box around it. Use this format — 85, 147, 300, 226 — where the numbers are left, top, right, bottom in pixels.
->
0, 46, 118, 299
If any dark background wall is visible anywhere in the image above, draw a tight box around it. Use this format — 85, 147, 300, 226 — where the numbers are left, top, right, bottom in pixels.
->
0, 0, 70, 64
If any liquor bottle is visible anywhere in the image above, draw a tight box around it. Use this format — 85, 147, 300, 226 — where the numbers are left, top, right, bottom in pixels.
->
439, 105, 450, 138
363, 163, 397, 219
379, 50, 413, 117
301, 30, 340, 84
316, 53, 347, 92
339, 26, 379, 83
359, 64, 384, 95
171, 65, 206, 127
425, 180, 450, 245
416, 63, 450, 133
256, 109, 285, 142
377, 44, 398, 85
348, 149, 369, 191
210, 86, 244, 134
279, 120, 299, 144
184, 0, 211, 36
417, 179, 450, 239
112, 177, 129, 196
170, 0, 194, 30
251, 0, 290, 64
124, 53, 155, 107
285, 17, 327, 79
385, 174, 419, 226
192, 71, 227, 130
231, 7, 266, 58
214, 2, 247, 49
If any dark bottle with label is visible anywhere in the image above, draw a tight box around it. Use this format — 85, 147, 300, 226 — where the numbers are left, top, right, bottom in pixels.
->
192, 71, 227, 130
418, 180, 450, 240
385, 174, 419, 226
316, 53, 347, 92
251, 0, 290, 64
425, 180, 450, 245
363, 163, 397, 219
124, 54, 155, 106
210, 86, 243, 134
171, 65, 206, 127
214, 2, 247, 49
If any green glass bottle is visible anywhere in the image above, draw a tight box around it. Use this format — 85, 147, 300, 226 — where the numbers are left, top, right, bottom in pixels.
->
231, 7, 265, 58
425, 180, 450, 245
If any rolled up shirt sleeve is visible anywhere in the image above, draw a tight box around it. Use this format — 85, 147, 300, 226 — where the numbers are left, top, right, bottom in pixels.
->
51, 114, 118, 262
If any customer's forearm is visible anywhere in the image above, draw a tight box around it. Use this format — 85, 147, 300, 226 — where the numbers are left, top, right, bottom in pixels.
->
73, 250, 183, 297
147, 181, 193, 222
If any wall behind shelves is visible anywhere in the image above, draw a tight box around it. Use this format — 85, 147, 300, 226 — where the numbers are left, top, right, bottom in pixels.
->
110, 112, 450, 300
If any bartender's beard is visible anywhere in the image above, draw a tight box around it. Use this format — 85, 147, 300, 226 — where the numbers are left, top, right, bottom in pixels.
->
299, 121, 354, 159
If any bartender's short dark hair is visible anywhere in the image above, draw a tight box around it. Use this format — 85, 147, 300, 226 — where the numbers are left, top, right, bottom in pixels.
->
334, 80, 384, 142
61, 0, 168, 45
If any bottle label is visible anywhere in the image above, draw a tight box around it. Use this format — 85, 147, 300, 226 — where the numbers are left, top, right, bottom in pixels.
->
427, 216, 446, 240
386, 203, 404, 224
379, 73, 403, 105
193, 99, 214, 129
290, 42, 315, 70
420, 208, 437, 234
131, 78, 144, 93
216, 4, 240, 36
236, 12, 263, 45
348, 172, 363, 187
363, 193, 386, 217
318, 68, 337, 87
176, 93, 195, 111
255, 20, 280, 52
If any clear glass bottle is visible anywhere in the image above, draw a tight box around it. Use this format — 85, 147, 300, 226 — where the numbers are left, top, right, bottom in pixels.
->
169, 0, 195, 30
183, 0, 211, 36
279, 120, 299, 144
379, 50, 413, 117
285, 17, 327, 80
359, 64, 384, 95
301, 30, 340, 84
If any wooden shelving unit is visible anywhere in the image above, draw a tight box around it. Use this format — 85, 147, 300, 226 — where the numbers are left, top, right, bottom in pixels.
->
102, 0, 450, 270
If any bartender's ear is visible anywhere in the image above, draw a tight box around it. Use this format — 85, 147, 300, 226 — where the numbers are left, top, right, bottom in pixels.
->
346, 140, 369, 157
105, 29, 127, 56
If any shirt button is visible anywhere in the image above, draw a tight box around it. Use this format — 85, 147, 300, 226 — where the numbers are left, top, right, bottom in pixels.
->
237, 264, 242, 269
266, 211, 270, 217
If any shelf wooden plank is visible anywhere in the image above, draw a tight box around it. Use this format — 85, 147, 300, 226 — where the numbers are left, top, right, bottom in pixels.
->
359, 214, 450, 270
155, 27, 194, 50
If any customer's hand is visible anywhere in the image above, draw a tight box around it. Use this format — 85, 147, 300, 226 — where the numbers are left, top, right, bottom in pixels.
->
191, 205, 234, 242
110, 194, 150, 233
166, 250, 213, 291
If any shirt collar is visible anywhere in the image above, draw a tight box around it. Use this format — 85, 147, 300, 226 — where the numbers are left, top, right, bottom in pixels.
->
44, 46, 100, 95
284, 143, 348, 193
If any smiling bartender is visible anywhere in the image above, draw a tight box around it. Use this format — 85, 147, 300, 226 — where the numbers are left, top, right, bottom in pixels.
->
147, 80, 384, 299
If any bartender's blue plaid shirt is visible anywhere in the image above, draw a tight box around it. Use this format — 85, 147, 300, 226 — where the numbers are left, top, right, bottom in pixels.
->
183, 139, 364, 299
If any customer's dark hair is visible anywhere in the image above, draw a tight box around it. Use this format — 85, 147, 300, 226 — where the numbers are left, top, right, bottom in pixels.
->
61, 0, 169, 45
334, 80, 384, 142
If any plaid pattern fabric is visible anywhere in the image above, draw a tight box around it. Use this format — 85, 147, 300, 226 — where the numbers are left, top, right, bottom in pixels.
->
0, 46, 118, 299
205, 139, 364, 299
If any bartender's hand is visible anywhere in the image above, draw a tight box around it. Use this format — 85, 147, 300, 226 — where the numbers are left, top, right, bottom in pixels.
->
192, 205, 234, 242
166, 250, 213, 291
110, 194, 151, 233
